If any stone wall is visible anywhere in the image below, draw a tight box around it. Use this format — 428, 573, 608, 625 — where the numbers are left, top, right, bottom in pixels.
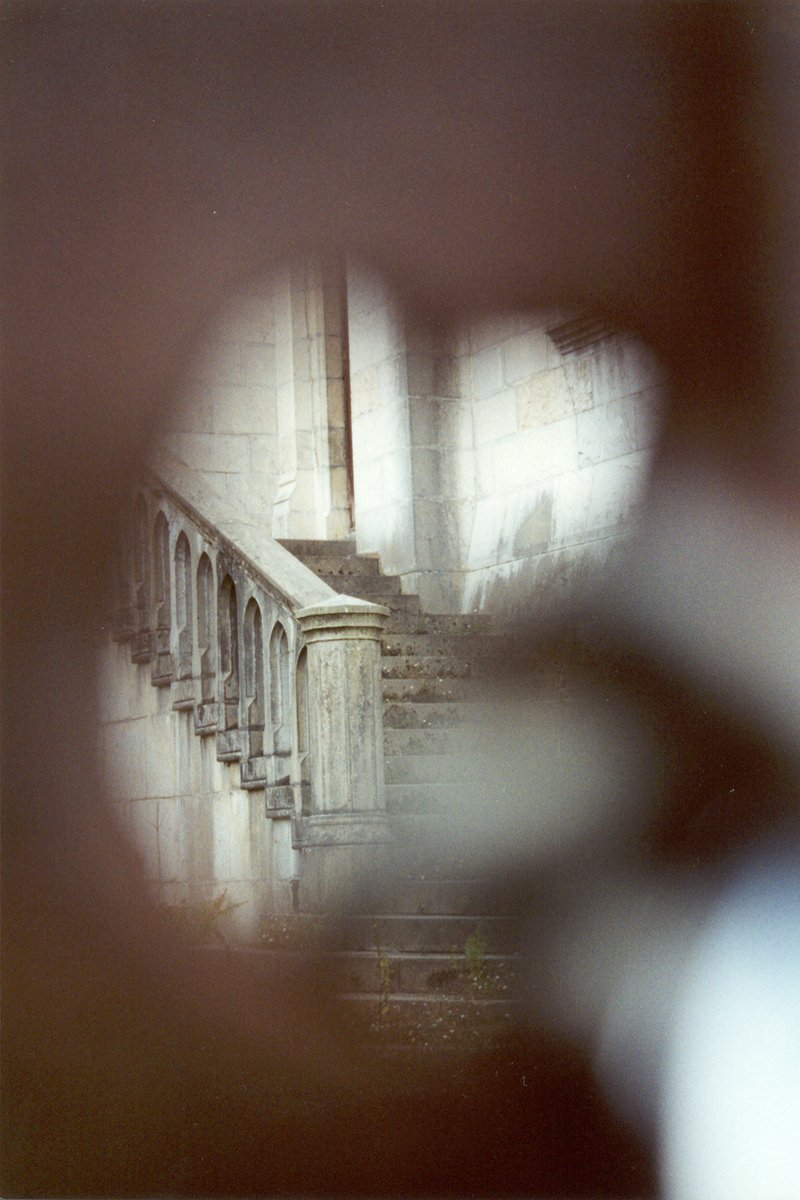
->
457, 311, 664, 624
99, 639, 295, 940
164, 262, 351, 541
159, 262, 664, 622
166, 286, 280, 527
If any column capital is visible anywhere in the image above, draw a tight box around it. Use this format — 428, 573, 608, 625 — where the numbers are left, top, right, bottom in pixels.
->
296, 594, 389, 642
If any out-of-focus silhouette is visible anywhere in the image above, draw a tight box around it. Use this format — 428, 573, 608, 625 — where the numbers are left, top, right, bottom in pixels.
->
3, 3, 799, 1196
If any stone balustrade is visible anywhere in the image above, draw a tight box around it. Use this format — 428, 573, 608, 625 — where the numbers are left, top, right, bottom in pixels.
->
110, 455, 391, 911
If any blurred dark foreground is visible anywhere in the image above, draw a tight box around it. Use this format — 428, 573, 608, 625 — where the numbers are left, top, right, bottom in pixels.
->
3, 2, 800, 1196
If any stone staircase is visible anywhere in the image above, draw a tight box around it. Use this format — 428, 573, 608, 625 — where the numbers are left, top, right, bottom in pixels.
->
277, 538, 521, 1048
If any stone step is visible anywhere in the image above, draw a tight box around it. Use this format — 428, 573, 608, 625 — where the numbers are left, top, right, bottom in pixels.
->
383, 701, 474, 728
293, 554, 381, 578
383, 610, 491, 636
374, 593, 423, 615
341, 913, 518, 954
387, 821, 492, 875
278, 538, 356, 558
319, 573, 402, 596
381, 633, 490, 659
385, 753, 473, 785
381, 677, 483, 704
385, 782, 467, 814
383, 725, 478, 755
381, 656, 473, 681
333, 950, 518, 995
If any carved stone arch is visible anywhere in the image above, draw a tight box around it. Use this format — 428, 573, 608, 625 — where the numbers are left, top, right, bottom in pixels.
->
217, 572, 239, 733
174, 531, 193, 682
268, 620, 292, 774
151, 510, 173, 685
243, 597, 265, 761
196, 552, 216, 704
295, 645, 311, 808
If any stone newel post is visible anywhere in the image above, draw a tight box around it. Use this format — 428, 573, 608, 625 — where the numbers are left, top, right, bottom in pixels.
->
294, 594, 392, 908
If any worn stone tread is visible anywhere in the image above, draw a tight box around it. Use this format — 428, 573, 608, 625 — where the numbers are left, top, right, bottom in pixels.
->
319, 573, 402, 595
384, 753, 475, 785
383, 700, 474, 728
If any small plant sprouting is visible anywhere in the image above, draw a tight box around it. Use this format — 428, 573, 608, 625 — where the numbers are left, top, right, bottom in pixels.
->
464, 924, 488, 982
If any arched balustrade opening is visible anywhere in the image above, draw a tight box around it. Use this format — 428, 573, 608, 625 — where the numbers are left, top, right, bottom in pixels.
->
174, 533, 193, 682
196, 554, 216, 704
151, 511, 172, 684
218, 574, 239, 734
295, 646, 310, 810
269, 622, 291, 784
243, 599, 265, 761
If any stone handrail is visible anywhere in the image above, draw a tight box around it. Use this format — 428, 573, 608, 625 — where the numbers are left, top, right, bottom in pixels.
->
112, 454, 391, 893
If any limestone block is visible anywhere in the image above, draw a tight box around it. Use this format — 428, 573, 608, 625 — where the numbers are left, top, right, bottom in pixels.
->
356, 503, 416, 573
472, 344, 503, 400
588, 336, 658, 405
192, 340, 243, 387
143, 714, 178, 796
507, 487, 555, 557
575, 404, 608, 465
271, 816, 298, 883
469, 313, 518, 354
450, 448, 477, 500
212, 794, 235, 881
180, 792, 215, 882
172, 708, 195, 795
225, 791, 253, 881
170, 383, 215, 433
547, 467, 594, 547
493, 419, 577, 491
414, 569, 463, 614
586, 451, 649, 537
517, 368, 574, 428
352, 455, 385, 509
349, 366, 379, 415
561, 354, 595, 412
347, 300, 404, 368
475, 442, 495, 496
127, 799, 161, 876
325, 376, 346, 429
413, 396, 474, 450
249, 435, 278, 476
211, 386, 275, 437
290, 337, 312, 384
241, 341, 277, 387
106, 721, 147, 800
215, 291, 276, 343
465, 492, 508, 569
502, 330, 549, 385
411, 498, 462, 568
411, 447, 444, 498
473, 388, 518, 445
176, 431, 250, 475
406, 348, 460, 399
153, 797, 184, 883
323, 332, 343, 379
